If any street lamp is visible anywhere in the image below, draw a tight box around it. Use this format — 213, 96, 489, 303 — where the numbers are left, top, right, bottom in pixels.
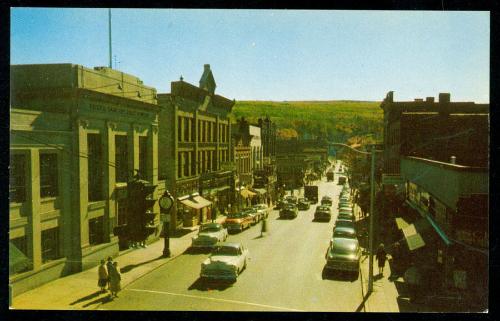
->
329, 142, 380, 294
159, 190, 174, 257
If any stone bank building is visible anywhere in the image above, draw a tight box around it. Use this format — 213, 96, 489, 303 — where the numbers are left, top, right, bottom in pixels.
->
9, 64, 160, 296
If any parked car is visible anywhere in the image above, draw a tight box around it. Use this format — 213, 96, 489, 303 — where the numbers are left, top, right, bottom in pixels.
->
338, 176, 347, 185
252, 204, 270, 219
339, 206, 353, 213
337, 212, 355, 221
332, 226, 357, 239
297, 197, 311, 210
279, 203, 298, 219
192, 223, 228, 249
314, 205, 332, 222
200, 242, 249, 282
321, 196, 333, 207
338, 201, 352, 209
334, 219, 356, 230
325, 237, 361, 276
248, 208, 263, 225
285, 195, 298, 204
225, 211, 253, 233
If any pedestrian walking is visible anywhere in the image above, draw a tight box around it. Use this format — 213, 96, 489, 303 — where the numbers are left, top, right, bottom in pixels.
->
109, 261, 122, 298
106, 256, 114, 290
389, 242, 402, 279
260, 216, 268, 237
97, 259, 108, 293
376, 243, 387, 275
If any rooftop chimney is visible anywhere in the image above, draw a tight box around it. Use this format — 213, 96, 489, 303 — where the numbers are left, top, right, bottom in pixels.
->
439, 93, 450, 103
414, 98, 423, 102
450, 156, 456, 164
426, 97, 435, 103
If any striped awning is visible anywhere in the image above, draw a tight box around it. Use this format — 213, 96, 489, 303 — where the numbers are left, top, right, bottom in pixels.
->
241, 189, 256, 199
179, 195, 212, 210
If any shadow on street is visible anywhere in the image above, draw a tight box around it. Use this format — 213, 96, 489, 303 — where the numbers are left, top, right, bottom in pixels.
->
321, 267, 358, 282
188, 277, 233, 291
182, 247, 212, 255
355, 292, 371, 312
119, 255, 164, 274
82, 293, 115, 308
69, 290, 103, 306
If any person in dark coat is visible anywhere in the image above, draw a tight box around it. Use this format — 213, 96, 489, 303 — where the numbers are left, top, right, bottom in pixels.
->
109, 261, 122, 298
390, 242, 402, 279
376, 243, 387, 275
97, 259, 108, 293
260, 216, 268, 237
106, 256, 114, 290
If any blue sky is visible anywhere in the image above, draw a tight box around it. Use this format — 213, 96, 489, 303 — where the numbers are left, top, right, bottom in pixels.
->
11, 8, 489, 102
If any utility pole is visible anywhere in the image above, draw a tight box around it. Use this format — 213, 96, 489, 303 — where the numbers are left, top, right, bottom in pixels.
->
108, 9, 112, 68
367, 145, 376, 294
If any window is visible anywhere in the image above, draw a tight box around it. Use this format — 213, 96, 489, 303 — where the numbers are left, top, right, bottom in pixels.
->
139, 136, 148, 180
202, 151, 206, 173
183, 152, 189, 177
42, 227, 60, 263
10, 236, 31, 275
89, 216, 104, 245
117, 199, 128, 226
202, 121, 206, 142
178, 116, 183, 142
191, 151, 196, 175
191, 119, 195, 142
178, 152, 182, 178
207, 151, 212, 172
225, 125, 229, 142
198, 120, 202, 142
10, 154, 26, 203
213, 123, 217, 143
184, 117, 190, 142
212, 150, 217, 171
115, 135, 129, 182
88, 134, 103, 201
40, 153, 58, 198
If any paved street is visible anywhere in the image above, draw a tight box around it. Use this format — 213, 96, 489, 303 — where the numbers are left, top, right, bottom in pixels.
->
98, 174, 366, 311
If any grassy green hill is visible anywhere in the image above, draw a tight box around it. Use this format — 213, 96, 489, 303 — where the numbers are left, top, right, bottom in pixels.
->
232, 100, 383, 142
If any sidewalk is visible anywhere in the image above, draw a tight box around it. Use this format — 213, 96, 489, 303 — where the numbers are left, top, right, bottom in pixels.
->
352, 203, 400, 312
11, 216, 226, 310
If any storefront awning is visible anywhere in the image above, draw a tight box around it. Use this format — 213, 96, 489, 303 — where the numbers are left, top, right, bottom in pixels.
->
179, 195, 212, 209
401, 218, 435, 251
254, 188, 267, 195
395, 217, 410, 230
241, 189, 256, 199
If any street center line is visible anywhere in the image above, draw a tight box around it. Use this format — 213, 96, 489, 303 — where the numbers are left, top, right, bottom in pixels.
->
126, 288, 304, 311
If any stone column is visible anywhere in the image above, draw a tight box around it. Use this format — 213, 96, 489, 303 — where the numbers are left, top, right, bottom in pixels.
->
27, 148, 42, 270
105, 121, 117, 241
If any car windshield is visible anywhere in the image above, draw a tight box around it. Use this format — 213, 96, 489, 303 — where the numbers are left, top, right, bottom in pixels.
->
331, 239, 358, 255
227, 213, 244, 218
200, 226, 221, 233
212, 246, 239, 256
333, 230, 356, 238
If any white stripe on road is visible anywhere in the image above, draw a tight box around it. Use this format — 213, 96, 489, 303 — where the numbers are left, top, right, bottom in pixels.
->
126, 288, 304, 312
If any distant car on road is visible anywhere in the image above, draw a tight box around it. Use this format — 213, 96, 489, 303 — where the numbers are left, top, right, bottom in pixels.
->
338, 176, 347, 185
325, 237, 361, 277
191, 223, 228, 249
279, 203, 298, 219
285, 195, 298, 205
225, 211, 253, 233
275, 199, 286, 210
314, 205, 332, 222
244, 208, 262, 225
321, 196, 333, 207
200, 242, 249, 282
326, 170, 334, 182
297, 197, 311, 210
